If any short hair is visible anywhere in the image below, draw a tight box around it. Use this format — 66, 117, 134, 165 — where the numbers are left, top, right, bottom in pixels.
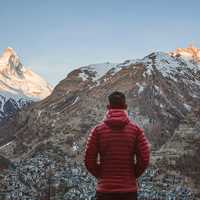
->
108, 91, 126, 109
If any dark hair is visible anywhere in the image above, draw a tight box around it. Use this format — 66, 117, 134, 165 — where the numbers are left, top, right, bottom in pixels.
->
108, 91, 126, 109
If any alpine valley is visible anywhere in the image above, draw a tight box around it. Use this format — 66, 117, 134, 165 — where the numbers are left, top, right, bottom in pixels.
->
0, 46, 200, 200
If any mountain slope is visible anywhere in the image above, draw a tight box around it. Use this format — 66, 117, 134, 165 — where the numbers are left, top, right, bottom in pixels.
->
0, 46, 200, 199
154, 109, 200, 197
1, 48, 199, 155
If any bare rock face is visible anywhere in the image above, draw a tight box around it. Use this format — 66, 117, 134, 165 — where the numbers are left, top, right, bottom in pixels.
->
154, 110, 200, 196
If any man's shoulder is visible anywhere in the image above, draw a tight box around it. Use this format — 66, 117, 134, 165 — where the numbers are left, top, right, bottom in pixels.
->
126, 121, 143, 134
94, 122, 107, 132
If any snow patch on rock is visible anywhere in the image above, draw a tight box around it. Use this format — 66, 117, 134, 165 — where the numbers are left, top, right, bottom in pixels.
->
79, 62, 117, 81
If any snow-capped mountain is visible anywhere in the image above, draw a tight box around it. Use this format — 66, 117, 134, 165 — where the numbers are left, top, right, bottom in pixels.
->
0, 47, 52, 99
0, 46, 200, 199
0, 47, 52, 122
65, 47, 200, 87
33, 47, 200, 150
170, 45, 200, 63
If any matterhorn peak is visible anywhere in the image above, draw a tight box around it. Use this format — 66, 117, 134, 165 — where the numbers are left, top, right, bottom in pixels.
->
0, 47, 19, 64
2, 47, 17, 58
170, 44, 200, 63
0, 47, 52, 100
0, 47, 24, 76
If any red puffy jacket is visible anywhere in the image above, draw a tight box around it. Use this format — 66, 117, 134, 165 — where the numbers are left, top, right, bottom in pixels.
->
84, 109, 150, 192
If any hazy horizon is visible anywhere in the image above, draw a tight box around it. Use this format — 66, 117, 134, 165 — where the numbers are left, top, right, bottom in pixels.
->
0, 0, 200, 86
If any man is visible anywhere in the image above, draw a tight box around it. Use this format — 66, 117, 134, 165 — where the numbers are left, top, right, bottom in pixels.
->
84, 91, 150, 200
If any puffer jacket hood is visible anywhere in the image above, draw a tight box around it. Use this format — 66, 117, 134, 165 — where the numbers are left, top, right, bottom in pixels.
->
104, 109, 129, 129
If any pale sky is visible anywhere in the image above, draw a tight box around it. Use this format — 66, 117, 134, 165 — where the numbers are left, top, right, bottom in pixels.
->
0, 0, 200, 86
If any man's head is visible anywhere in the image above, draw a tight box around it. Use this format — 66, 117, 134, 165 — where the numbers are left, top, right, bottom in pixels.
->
107, 91, 127, 109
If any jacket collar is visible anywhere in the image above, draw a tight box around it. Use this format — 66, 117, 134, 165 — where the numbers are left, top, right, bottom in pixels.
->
103, 109, 129, 129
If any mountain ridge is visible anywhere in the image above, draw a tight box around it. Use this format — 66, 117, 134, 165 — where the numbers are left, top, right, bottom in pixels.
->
0, 46, 200, 199
1, 46, 199, 156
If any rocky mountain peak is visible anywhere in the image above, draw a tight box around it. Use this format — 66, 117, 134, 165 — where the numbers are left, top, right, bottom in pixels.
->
2, 47, 18, 60
0, 47, 52, 101
0, 47, 24, 76
170, 44, 200, 63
